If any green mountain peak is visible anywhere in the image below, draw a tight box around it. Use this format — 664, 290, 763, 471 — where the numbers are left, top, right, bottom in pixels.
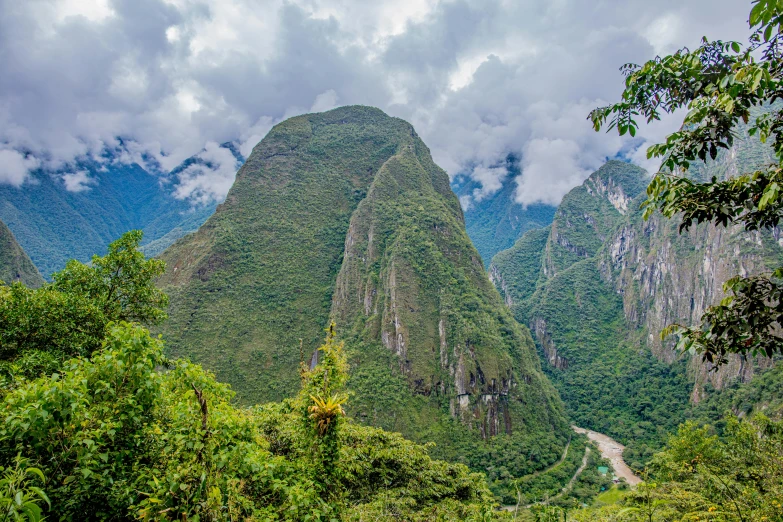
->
158, 105, 569, 491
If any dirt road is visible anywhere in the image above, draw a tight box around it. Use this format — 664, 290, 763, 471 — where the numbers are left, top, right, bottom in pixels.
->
572, 426, 641, 486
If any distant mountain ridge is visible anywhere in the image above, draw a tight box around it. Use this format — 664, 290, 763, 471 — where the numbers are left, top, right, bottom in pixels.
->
451, 155, 556, 267
0, 143, 243, 277
489, 136, 782, 467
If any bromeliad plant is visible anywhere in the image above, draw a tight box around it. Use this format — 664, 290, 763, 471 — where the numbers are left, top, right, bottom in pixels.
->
309, 393, 346, 437
297, 324, 349, 511
300, 323, 349, 439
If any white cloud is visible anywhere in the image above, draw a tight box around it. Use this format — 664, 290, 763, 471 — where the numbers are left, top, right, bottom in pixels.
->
0, 0, 753, 205
310, 90, 339, 113
62, 170, 95, 192
516, 139, 592, 206
0, 149, 40, 186
471, 166, 506, 202
173, 141, 242, 204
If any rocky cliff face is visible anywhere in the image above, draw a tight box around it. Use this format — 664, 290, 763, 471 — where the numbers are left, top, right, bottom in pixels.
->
489, 139, 782, 460
541, 161, 648, 279
599, 206, 778, 402
0, 219, 44, 288
159, 106, 569, 471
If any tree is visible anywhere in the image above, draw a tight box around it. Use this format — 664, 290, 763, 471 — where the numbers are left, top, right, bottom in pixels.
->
51, 229, 168, 325
590, 0, 783, 366
0, 230, 167, 381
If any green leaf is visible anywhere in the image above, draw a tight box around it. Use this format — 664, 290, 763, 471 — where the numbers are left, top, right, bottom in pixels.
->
750, 2, 764, 26
25, 467, 45, 483
758, 182, 779, 210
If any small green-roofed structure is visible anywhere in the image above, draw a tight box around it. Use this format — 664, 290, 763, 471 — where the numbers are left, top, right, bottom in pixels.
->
597, 466, 610, 476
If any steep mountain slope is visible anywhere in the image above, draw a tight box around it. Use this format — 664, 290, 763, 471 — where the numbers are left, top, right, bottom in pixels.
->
0, 144, 241, 277
491, 160, 647, 322
0, 219, 44, 288
490, 139, 783, 467
158, 106, 570, 488
452, 156, 556, 267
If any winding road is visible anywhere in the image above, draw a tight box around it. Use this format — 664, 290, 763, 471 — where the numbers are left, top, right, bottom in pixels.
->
502, 426, 640, 513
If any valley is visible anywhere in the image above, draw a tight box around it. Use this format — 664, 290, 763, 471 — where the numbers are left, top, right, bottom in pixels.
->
1, 104, 781, 518
1, 1, 783, 516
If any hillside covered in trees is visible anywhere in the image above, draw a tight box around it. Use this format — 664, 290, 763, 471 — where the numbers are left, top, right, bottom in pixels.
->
0, 219, 44, 288
2, 0, 783, 519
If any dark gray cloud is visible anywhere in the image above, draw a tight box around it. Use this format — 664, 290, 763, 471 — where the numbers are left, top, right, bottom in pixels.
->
0, 0, 753, 204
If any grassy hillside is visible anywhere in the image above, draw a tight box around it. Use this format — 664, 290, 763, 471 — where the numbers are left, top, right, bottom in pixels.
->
158, 106, 570, 500
0, 219, 44, 288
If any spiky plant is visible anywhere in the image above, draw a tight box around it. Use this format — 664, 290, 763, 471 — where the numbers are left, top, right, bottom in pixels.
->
309, 393, 346, 437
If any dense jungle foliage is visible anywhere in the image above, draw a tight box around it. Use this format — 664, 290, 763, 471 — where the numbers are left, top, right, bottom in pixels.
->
567, 415, 783, 522
1, 235, 777, 521
0, 233, 501, 520
590, 0, 783, 365
490, 162, 694, 470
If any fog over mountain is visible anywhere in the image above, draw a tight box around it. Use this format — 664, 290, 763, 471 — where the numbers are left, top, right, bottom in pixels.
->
0, 0, 750, 207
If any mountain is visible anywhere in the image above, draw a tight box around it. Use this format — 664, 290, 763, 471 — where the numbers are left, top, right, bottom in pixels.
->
0, 219, 44, 288
0, 143, 242, 277
158, 106, 570, 492
490, 136, 783, 467
451, 155, 556, 267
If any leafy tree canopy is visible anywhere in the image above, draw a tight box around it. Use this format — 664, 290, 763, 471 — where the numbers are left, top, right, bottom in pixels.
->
590, 0, 783, 366
0, 230, 167, 382
0, 322, 499, 520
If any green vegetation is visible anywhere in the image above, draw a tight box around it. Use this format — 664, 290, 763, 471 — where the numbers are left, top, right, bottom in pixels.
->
570, 415, 783, 521
511, 436, 590, 506
0, 219, 43, 288
541, 160, 647, 278
0, 456, 50, 522
491, 160, 648, 324
490, 161, 696, 466
0, 235, 505, 519
527, 258, 692, 470
0, 230, 167, 384
490, 130, 783, 467
693, 360, 783, 428
160, 106, 421, 404
593, 485, 625, 507
0, 322, 501, 520
490, 226, 549, 323
159, 106, 571, 494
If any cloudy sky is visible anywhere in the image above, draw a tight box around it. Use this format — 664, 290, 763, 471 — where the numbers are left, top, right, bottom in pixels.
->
0, 0, 753, 207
